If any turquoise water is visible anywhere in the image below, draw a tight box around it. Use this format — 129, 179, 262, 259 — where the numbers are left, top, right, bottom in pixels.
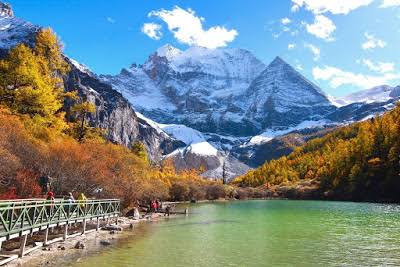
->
72, 200, 400, 266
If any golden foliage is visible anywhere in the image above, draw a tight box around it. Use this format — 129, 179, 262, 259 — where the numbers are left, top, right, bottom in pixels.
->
234, 103, 400, 201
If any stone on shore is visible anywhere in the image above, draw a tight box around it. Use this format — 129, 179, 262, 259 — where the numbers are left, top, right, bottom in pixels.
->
126, 207, 141, 220
74, 241, 85, 249
100, 240, 111, 246
102, 224, 123, 231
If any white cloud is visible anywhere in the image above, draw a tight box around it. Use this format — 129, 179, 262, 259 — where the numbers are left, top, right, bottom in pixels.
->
305, 43, 320, 61
362, 32, 386, 50
380, 0, 400, 7
362, 59, 395, 73
313, 66, 400, 89
288, 43, 296, 50
142, 23, 163, 40
291, 4, 301, 12
106, 17, 115, 24
291, 0, 373, 15
281, 17, 291, 25
148, 6, 238, 49
306, 15, 336, 41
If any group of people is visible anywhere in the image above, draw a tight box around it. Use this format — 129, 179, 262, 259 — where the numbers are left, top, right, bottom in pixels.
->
149, 199, 171, 217
150, 199, 162, 212
46, 191, 87, 204
45, 191, 88, 216
46, 190, 87, 207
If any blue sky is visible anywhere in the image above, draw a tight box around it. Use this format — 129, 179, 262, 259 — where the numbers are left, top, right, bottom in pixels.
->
7, 0, 400, 96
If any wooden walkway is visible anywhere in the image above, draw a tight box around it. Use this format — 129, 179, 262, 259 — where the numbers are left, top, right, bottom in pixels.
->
0, 198, 120, 265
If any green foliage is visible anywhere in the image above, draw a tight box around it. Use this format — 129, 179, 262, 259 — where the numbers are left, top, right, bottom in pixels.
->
234, 104, 400, 201
131, 141, 149, 162
69, 101, 99, 142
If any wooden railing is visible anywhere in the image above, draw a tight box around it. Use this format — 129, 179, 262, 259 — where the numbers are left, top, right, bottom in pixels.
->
0, 199, 120, 239
0, 198, 120, 264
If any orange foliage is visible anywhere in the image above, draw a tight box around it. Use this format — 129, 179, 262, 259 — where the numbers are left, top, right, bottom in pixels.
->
0, 106, 221, 207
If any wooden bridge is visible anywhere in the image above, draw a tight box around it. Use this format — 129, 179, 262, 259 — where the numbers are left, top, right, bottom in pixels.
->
0, 198, 120, 265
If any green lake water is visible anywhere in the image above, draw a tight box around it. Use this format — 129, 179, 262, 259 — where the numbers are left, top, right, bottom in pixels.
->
71, 200, 400, 266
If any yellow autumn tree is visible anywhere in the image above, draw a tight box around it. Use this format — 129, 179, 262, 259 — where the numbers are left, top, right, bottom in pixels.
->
0, 28, 69, 140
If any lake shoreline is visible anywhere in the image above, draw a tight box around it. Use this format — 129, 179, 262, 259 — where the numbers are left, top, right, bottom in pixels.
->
7, 212, 180, 267
7, 197, 400, 266
58, 200, 400, 267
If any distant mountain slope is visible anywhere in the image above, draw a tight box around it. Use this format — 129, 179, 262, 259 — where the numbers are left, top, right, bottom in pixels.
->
333, 85, 400, 106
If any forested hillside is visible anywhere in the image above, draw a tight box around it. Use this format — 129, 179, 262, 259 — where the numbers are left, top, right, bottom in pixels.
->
234, 105, 400, 202
0, 28, 227, 207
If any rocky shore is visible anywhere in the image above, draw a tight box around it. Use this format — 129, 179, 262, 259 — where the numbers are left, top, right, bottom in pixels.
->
7, 212, 175, 267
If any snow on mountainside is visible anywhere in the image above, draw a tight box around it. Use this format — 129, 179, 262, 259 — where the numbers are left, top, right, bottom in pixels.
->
69, 58, 93, 75
136, 112, 218, 156
146, 44, 266, 84
244, 56, 334, 129
102, 47, 337, 137
155, 44, 182, 61
102, 44, 267, 137
249, 119, 337, 145
333, 85, 400, 106
102, 67, 176, 112
136, 111, 248, 180
0, 3, 38, 53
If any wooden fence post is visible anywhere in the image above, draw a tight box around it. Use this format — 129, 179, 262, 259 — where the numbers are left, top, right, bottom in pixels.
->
44, 228, 49, 245
82, 219, 87, 234
63, 224, 68, 241
19, 234, 28, 257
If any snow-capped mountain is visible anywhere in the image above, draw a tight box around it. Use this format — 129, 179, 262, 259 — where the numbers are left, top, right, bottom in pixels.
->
102, 46, 339, 137
101, 44, 399, 179
102, 44, 267, 136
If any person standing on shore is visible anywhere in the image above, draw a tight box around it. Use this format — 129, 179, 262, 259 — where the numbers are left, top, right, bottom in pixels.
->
46, 191, 55, 216
77, 193, 87, 215
151, 200, 157, 213
66, 192, 75, 217
156, 199, 161, 212
164, 205, 170, 217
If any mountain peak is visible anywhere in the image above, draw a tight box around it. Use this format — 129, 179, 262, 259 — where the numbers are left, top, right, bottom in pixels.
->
269, 56, 289, 67
156, 44, 182, 60
0, 1, 13, 17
